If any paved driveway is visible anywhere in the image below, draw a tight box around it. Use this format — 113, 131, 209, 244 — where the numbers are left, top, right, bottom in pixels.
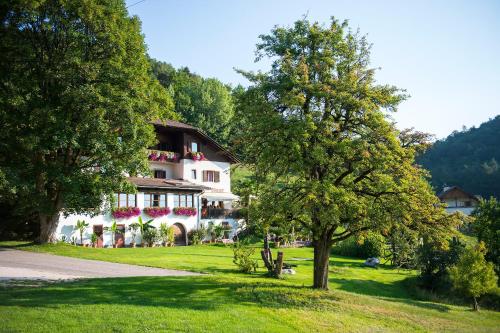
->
0, 248, 199, 281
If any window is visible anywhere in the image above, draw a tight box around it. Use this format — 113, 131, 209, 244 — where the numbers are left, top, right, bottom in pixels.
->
114, 193, 136, 208
154, 170, 166, 179
173, 193, 194, 208
191, 141, 198, 152
191, 169, 197, 180
144, 193, 167, 207
158, 142, 170, 151
203, 170, 220, 183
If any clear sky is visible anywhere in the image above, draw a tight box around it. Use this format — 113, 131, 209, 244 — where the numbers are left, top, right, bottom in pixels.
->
126, 0, 500, 138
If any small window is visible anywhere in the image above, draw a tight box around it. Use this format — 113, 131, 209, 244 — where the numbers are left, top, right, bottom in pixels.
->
154, 170, 166, 179
144, 193, 167, 208
173, 194, 194, 208
114, 193, 136, 208
203, 170, 220, 183
191, 141, 198, 152
191, 169, 197, 180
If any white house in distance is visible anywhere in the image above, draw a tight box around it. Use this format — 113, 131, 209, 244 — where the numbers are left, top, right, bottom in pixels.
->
55, 120, 241, 247
437, 186, 480, 215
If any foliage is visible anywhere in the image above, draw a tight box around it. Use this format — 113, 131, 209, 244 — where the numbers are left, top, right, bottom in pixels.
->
142, 228, 158, 247
143, 207, 171, 218
416, 238, 465, 292
213, 224, 227, 241
232, 242, 258, 273
235, 17, 455, 289
104, 220, 123, 247
449, 243, 498, 310
188, 223, 207, 245
159, 223, 175, 246
135, 216, 154, 246
472, 197, 500, 273
90, 233, 98, 247
74, 220, 89, 245
173, 207, 197, 216
0, 0, 175, 243
418, 116, 500, 198
111, 207, 141, 219
383, 226, 420, 268
331, 232, 385, 259
150, 59, 235, 147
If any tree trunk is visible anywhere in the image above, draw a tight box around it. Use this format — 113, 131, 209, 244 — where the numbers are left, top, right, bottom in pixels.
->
473, 297, 479, 311
38, 213, 60, 244
313, 235, 332, 290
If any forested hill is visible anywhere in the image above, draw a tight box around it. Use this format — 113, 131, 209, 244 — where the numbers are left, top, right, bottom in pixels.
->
417, 116, 500, 198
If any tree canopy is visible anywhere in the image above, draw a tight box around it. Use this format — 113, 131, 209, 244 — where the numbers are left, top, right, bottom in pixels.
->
150, 58, 235, 147
235, 17, 456, 289
0, 0, 175, 242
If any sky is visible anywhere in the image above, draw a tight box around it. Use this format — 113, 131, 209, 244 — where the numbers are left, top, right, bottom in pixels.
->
126, 0, 500, 139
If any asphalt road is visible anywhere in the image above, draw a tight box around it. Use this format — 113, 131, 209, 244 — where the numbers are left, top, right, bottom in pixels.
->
0, 248, 199, 280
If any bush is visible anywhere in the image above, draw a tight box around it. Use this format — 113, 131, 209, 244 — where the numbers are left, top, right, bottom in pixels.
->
416, 238, 465, 292
232, 242, 258, 273
449, 243, 498, 310
142, 228, 158, 247
331, 232, 385, 258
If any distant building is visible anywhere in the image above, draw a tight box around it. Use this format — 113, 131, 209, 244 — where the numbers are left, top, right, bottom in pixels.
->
437, 186, 480, 215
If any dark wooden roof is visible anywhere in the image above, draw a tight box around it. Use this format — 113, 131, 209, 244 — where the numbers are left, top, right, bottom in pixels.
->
437, 186, 479, 201
152, 119, 240, 163
128, 177, 208, 192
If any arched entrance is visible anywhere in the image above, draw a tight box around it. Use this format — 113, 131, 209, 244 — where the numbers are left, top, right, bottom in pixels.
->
172, 223, 187, 246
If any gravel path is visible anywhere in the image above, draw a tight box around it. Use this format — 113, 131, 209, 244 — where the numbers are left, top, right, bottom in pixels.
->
0, 248, 200, 281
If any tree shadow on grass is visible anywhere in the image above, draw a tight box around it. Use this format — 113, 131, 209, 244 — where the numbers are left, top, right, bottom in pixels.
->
0, 276, 340, 312
329, 276, 451, 312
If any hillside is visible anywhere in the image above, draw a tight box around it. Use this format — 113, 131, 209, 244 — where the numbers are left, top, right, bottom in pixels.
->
418, 116, 500, 198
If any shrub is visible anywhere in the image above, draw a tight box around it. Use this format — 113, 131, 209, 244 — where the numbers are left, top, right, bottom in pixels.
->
90, 233, 98, 247
416, 238, 465, 292
159, 223, 175, 246
142, 228, 158, 247
472, 197, 500, 274
188, 224, 207, 245
331, 232, 385, 258
449, 243, 498, 311
233, 242, 258, 273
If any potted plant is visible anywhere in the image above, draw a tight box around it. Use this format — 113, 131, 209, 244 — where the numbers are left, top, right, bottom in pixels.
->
128, 223, 139, 247
90, 232, 98, 248
104, 220, 123, 248
136, 216, 154, 247
75, 219, 89, 246
142, 228, 158, 247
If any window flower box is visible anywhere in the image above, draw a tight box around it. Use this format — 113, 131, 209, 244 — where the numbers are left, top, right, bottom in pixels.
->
190, 152, 205, 161
148, 150, 179, 162
143, 207, 171, 218
112, 207, 141, 219
173, 207, 197, 216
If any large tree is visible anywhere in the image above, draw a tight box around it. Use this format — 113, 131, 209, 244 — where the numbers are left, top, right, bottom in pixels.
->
236, 18, 455, 289
0, 0, 174, 243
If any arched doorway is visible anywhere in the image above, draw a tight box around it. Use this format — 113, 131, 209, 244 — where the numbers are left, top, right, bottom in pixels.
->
172, 223, 186, 246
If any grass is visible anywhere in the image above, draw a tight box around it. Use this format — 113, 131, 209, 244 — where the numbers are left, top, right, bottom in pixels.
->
0, 241, 499, 332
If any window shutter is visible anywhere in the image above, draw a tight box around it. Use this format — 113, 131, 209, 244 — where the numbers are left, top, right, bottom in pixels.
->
214, 171, 220, 183
203, 171, 208, 182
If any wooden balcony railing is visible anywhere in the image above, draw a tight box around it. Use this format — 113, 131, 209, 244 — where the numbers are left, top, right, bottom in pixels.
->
201, 207, 241, 219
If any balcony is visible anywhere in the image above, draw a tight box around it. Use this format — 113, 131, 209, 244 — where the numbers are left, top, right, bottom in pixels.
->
201, 207, 242, 219
148, 149, 180, 163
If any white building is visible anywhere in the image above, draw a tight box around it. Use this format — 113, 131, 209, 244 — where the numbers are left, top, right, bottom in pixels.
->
437, 186, 480, 216
56, 120, 241, 247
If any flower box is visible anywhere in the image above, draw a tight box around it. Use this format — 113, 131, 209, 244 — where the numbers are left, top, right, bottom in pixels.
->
173, 207, 197, 216
190, 152, 205, 161
112, 207, 141, 219
143, 207, 171, 218
148, 150, 179, 162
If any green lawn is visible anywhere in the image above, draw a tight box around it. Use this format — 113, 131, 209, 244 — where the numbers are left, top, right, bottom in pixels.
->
0, 241, 499, 332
